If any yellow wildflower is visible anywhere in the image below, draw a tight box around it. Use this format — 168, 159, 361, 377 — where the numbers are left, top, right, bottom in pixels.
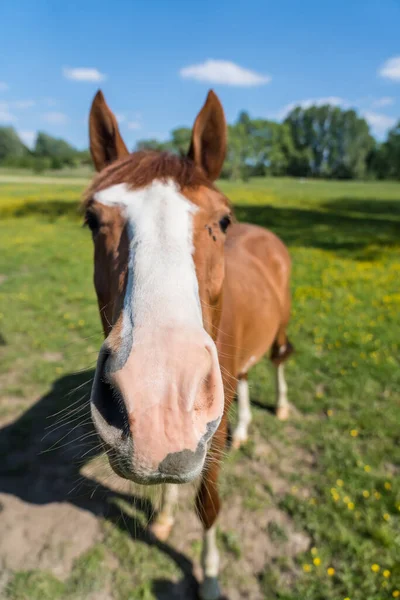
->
362, 490, 370, 498
371, 564, 380, 573
303, 564, 312, 573
337, 479, 344, 487
344, 597, 351, 600
343, 496, 351, 503
327, 567, 335, 576
374, 491, 381, 500
313, 557, 321, 566
350, 429, 358, 437
327, 409, 333, 417
383, 570, 391, 578
392, 591, 399, 598
383, 513, 390, 521
311, 547, 318, 556
384, 482, 392, 491
364, 465, 371, 472
347, 502, 355, 510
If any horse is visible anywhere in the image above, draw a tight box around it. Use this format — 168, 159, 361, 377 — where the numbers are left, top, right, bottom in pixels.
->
84, 88, 293, 600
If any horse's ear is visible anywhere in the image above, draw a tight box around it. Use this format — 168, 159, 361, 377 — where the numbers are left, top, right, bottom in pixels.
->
188, 90, 227, 181
89, 90, 129, 172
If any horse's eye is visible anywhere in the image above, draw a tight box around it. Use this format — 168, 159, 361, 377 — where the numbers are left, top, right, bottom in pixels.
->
84, 211, 99, 234
219, 215, 231, 234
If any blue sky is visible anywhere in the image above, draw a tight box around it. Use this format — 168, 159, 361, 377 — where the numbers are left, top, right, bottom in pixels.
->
1, 0, 400, 149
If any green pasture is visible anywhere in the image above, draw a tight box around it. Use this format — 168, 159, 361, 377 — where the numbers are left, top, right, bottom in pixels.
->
0, 175, 399, 600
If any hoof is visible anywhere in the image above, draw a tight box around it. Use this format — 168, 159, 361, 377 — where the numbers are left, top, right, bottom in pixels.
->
231, 435, 247, 450
276, 405, 290, 421
199, 576, 221, 600
149, 518, 173, 542
231, 428, 248, 450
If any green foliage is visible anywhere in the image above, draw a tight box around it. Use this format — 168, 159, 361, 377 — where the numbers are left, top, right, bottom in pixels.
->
136, 103, 390, 181
0, 103, 398, 180
285, 105, 374, 179
0, 129, 91, 172
384, 120, 400, 180
0, 127, 28, 161
35, 132, 77, 166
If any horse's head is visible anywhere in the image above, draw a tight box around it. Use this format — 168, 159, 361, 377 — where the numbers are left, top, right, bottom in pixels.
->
85, 90, 231, 484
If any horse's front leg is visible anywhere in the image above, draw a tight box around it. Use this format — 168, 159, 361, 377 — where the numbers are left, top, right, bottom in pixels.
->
195, 415, 228, 600
150, 484, 179, 541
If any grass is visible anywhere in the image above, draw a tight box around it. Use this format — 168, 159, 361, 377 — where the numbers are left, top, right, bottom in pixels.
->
0, 175, 399, 600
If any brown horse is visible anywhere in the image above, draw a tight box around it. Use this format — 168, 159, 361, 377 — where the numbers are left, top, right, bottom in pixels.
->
84, 89, 293, 600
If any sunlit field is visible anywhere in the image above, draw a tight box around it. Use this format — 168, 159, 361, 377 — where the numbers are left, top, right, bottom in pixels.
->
0, 176, 399, 600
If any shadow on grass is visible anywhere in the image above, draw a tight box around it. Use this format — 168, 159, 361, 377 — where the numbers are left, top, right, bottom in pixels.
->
0, 200, 82, 220
6, 196, 400, 259
235, 197, 400, 259
0, 370, 200, 600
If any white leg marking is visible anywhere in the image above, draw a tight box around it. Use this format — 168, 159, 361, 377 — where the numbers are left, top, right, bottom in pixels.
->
159, 483, 179, 523
199, 525, 221, 600
202, 525, 220, 577
232, 378, 252, 448
150, 484, 178, 541
276, 363, 289, 420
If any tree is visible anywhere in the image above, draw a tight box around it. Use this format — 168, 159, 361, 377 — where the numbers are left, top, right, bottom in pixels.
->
285, 105, 374, 179
384, 120, 400, 180
35, 132, 77, 165
169, 127, 192, 155
222, 114, 296, 180
135, 138, 168, 152
0, 127, 27, 161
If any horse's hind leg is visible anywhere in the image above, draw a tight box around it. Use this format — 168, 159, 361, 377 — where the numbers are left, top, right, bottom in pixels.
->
232, 374, 252, 449
275, 362, 290, 420
270, 332, 294, 421
149, 484, 178, 541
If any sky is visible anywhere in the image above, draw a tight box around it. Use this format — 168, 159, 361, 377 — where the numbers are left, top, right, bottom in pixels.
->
1, 0, 400, 149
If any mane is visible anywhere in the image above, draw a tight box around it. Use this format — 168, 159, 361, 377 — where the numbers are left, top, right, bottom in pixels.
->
83, 151, 215, 207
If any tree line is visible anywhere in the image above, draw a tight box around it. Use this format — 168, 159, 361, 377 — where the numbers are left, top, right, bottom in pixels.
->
0, 129, 91, 172
1, 103, 399, 179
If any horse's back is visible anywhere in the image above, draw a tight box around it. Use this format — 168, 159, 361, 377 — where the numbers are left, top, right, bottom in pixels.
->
218, 222, 291, 375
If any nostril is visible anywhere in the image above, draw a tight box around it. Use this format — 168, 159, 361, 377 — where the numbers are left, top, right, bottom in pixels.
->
91, 348, 130, 439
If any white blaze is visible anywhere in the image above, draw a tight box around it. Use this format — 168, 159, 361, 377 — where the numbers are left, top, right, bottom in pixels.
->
95, 180, 202, 338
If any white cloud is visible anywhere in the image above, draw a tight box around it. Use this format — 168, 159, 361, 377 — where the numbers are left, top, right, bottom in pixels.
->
13, 100, 35, 109
115, 113, 125, 124
274, 97, 348, 120
0, 82, 9, 92
18, 130, 36, 148
379, 56, 400, 81
180, 59, 271, 87
44, 97, 57, 107
63, 67, 106, 82
42, 111, 68, 124
0, 102, 17, 123
362, 111, 396, 136
127, 121, 141, 130
371, 96, 395, 108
